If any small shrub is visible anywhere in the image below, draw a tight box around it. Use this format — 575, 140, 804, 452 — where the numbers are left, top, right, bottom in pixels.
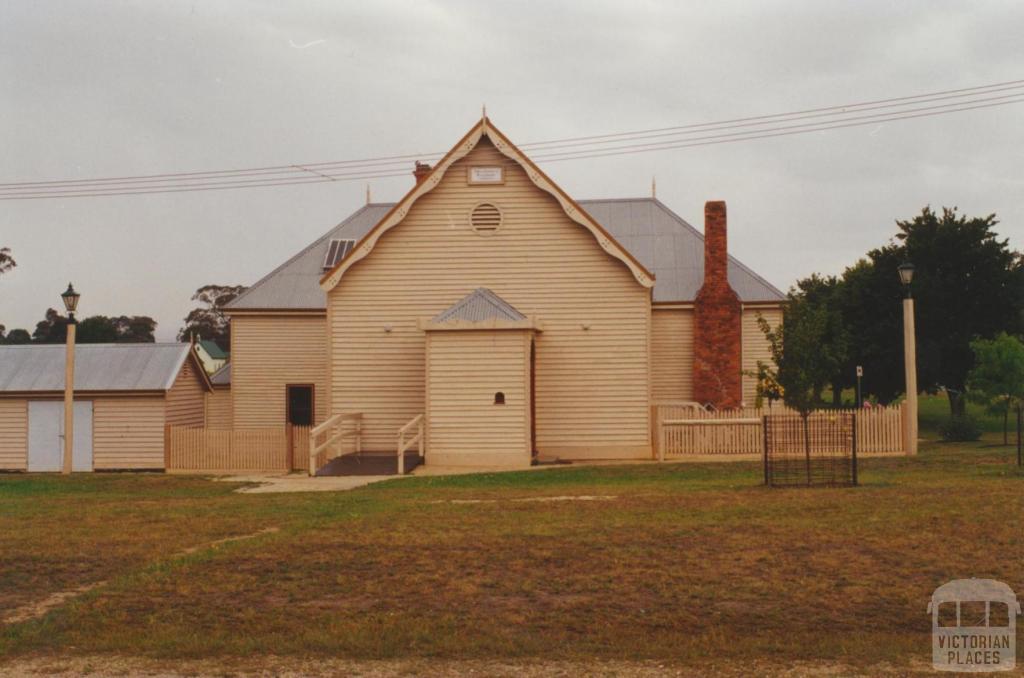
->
940, 415, 982, 442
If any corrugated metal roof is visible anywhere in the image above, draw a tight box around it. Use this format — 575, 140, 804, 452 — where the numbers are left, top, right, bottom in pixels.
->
0, 343, 191, 393
209, 362, 231, 386
198, 339, 227, 359
226, 204, 392, 310
579, 198, 786, 303
432, 288, 527, 324
228, 197, 785, 310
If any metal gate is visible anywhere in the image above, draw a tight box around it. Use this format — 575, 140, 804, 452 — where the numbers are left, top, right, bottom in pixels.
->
763, 412, 857, 487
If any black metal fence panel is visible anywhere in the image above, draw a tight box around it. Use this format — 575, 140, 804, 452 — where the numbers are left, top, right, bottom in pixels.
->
764, 412, 858, 487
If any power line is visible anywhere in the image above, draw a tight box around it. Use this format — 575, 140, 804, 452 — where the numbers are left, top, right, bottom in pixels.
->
531, 94, 1024, 162
6, 76, 1019, 191
520, 78, 1024, 148
1, 79, 1021, 199
4, 95, 1021, 199
523, 84, 1024, 152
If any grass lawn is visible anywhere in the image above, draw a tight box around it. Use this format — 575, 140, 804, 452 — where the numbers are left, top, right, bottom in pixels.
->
1, 427, 1022, 672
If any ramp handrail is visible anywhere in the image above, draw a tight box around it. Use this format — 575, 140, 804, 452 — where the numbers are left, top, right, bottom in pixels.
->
308, 412, 363, 476
397, 414, 424, 475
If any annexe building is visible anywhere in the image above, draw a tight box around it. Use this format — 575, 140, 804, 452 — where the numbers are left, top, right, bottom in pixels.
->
221, 116, 785, 468
0, 343, 210, 471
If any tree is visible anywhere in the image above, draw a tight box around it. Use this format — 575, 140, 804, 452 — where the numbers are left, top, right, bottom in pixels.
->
966, 333, 1024, 445
31, 309, 156, 344
755, 296, 847, 465
0, 247, 14, 276
795, 206, 1024, 413
32, 308, 67, 343
178, 284, 246, 351
896, 207, 1024, 415
793, 273, 851, 405
758, 294, 848, 417
4, 328, 31, 344
77, 315, 156, 343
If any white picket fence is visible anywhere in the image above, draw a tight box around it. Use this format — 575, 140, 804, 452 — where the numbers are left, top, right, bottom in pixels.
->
654, 402, 906, 457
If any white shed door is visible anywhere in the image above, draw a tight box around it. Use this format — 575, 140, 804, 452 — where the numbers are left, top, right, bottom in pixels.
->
27, 401, 93, 472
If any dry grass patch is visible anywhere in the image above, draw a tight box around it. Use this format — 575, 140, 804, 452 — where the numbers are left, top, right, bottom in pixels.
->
1, 440, 1022, 670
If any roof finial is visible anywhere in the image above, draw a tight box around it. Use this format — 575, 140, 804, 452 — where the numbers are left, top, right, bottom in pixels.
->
365, 183, 371, 205
482, 103, 487, 118
651, 176, 657, 199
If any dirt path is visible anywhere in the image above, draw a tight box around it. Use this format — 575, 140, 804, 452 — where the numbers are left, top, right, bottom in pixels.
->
1, 527, 280, 626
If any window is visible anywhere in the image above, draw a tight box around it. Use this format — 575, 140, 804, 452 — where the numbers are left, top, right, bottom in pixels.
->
494, 392, 506, 405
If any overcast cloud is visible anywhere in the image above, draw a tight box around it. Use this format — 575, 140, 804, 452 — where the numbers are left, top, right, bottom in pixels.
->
1, 1, 1022, 340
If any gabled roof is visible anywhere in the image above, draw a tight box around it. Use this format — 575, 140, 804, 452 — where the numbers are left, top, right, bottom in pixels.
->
209, 362, 231, 386
226, 204, 392, 311
579, 198, 786, 303
197, 339, 227, 359
320, 117, 656, 293
0, 343, 210, 393
432, 288, 527, 324
226, 197, 784, 311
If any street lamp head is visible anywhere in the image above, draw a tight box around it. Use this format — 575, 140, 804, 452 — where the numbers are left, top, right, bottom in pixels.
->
61, 282, 80, 316
898, 262, 915, 287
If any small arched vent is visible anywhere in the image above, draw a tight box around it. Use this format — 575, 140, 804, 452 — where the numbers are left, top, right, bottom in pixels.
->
470, 202, 502, 235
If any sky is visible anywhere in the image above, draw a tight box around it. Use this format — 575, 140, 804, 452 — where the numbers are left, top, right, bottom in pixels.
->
1, 0, 1022, 341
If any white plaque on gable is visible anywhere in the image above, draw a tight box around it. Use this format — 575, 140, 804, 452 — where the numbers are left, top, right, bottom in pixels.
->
468, 166, 504, 184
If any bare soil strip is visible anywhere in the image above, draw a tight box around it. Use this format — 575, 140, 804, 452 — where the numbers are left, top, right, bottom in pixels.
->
1, 583, 106, 625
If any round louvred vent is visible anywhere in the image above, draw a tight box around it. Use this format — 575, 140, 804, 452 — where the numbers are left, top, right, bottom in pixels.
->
470, 202, 502, 235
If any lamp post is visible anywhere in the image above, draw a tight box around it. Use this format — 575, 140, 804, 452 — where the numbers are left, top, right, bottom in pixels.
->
898, 263, 918, 455
61, 283, 80, 475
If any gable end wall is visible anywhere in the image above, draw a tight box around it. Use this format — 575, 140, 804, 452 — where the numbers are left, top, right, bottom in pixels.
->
327, 140, 651, 458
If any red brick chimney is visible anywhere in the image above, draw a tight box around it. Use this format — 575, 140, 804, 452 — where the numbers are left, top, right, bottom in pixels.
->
413, 161, 432, 184
693, 200, 743, 408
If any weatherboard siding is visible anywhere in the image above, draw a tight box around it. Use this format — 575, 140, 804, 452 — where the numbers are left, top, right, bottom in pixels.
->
651, 309, 695, 402
165, 359, 206, 427
92, 397, 166, 469
230, 315, 328, 429
0, 399, 28, 470
206, 388, 233, 429
426, 330, 531, 467
327, 139, 651, 458
742, 307, 783, 405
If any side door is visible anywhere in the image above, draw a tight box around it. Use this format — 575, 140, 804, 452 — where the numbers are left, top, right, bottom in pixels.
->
27, 400, 93, 472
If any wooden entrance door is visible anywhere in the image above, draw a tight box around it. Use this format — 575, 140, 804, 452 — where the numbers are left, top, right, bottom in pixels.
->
286, 385, 314, 469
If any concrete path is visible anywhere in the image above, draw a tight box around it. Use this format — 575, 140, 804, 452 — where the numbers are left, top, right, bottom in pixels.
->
215, 473, 395, 494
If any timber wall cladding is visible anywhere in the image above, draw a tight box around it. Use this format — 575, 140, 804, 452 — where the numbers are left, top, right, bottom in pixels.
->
427, 330, 531, 465
328, 139, 652, 457
0, 399, 28, 470
651, 309, 695, 402
166, 360, 206, 427
741, 307, 783, 405
230, 315, 328, 429
92, 397, 165, 469
205, 388, 233, 429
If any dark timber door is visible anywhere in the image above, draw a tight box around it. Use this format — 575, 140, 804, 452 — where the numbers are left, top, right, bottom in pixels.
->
286, 385, 314, 469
